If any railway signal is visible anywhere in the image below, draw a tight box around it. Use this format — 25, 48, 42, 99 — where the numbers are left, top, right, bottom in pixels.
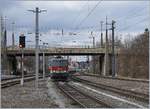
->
19, 34, 25, 48
19, 34, 25, 86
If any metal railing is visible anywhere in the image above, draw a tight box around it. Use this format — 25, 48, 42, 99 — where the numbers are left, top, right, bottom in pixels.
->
6, 45, 121, 54
7, 45, 100, 49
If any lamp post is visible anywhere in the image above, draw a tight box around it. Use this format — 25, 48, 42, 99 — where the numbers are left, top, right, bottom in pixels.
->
72, 40, 77, 48
100, 21, 103, 47
43, 42, 48, 80
89, 31, 96, 74
89, 31, 95, 48
40, 40, 48, 80
12, 22, 15, 49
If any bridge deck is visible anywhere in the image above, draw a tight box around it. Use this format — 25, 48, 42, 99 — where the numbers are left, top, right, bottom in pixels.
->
6, 47, 113, 56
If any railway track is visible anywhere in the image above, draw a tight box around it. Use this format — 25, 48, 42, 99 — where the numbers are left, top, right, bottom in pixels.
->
56, 82, 112, 108
83, 73, 149, 83
72, 77, 149, 103
1, 74, 35, 81
1, 75, 48, 88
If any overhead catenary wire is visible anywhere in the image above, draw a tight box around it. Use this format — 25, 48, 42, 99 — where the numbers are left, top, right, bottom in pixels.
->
74, 0, 103, 30
118, 17, 149, 31
77, 6, 147, 30
71, 1, 89, 29
116, 7, 147, 21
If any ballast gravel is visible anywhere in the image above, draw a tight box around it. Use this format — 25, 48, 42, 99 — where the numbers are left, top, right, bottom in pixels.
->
1, 79, 59, 108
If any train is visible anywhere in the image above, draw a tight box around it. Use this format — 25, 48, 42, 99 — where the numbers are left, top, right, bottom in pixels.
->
48, 56, 69, 81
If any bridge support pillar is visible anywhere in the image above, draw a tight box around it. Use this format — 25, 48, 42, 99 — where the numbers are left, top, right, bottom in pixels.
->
1, 53, 9, 75
98, 55, 103, 75
103, 54, 111, 76
6, 56, 17, 75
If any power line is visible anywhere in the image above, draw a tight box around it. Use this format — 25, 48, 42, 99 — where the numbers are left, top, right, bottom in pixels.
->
74, 0, 103, 30
116, 7, 146, 21
75, 5, 146, 31
118, 17, 149, 31
71, 1, 89, 28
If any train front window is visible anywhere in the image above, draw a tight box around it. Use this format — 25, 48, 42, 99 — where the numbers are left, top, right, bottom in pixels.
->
50, 60, 68, 66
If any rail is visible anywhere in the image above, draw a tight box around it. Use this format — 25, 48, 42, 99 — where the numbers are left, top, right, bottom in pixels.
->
83, 73, 149, 83
1, 75, 48, 88
72, 76, 149, 103
56, 82, 112, 108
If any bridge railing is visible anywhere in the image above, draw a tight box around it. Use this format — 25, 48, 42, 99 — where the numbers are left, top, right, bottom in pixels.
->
6, 45, 120, 53
7, 45, 104, 50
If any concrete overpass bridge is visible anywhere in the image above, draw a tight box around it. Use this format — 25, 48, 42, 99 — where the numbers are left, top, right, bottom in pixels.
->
6, 46, 114, 56
4, 46, 119, 76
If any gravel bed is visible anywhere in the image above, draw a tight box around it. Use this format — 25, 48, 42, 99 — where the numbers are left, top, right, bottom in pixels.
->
47, 78, 81, 108
71, 81, 149, 108
76, 76, 149, 95
1, 79, 59, 108
70, 81, 148, 108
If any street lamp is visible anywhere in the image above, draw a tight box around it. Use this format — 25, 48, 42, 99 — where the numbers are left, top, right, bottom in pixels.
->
40, 40, 48, 80
89, 31, 95, 48
12, 22, 15, 49
89, 31, 96, 74
72, 40, 77, 48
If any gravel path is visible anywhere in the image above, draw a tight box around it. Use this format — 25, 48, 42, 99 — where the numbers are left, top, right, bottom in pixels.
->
1, 79, 59, 108
76, 76, 149, 95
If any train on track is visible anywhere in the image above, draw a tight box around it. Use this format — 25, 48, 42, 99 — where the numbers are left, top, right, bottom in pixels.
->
48, 56, 69, 81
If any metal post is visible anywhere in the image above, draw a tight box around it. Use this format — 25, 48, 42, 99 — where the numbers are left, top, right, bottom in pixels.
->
111, 20, 116, 77
93, 36, 95, 48
43, 49, 45, 80
91, 32, 95, 74
1, 16, 8, 74
35, 7, 39, 88
21, 48, 24, 86
100, 21, 103, 47
12, 22, 15, 49
87, 45, 90, 73
104, 16, 109, 76
28, 7, 46, 88
93, 36, 96, 74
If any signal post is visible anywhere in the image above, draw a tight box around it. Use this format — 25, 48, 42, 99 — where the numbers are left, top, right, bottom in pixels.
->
19, 34, 25, 86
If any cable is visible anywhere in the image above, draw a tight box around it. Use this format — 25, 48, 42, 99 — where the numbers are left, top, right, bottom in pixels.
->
116, 7, 146, 21
118, 17, 149, 31
71, 1, 89, 28
74, 0, 103, 30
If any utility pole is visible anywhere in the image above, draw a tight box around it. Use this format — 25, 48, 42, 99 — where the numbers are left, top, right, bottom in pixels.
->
12, 22, 15, 49
100, 21, 103, 47
1, 16, 7, 50
43, 43, 45, 80
62, 29, 64, 36
91, 31, 95, 48
28, 7, 46, 88
104, 16, 109, 76
90, 31, 96, 74
87, 45, 90, 73
1, 16, 8, 74
19, 34, 25, 85
1, 16, 4, 48
0, 16, 3, 75
111, 20, 116, 77
21, 47, 24, 85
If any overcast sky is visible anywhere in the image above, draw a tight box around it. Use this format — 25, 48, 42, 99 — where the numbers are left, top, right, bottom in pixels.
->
0, 0, 149, 48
